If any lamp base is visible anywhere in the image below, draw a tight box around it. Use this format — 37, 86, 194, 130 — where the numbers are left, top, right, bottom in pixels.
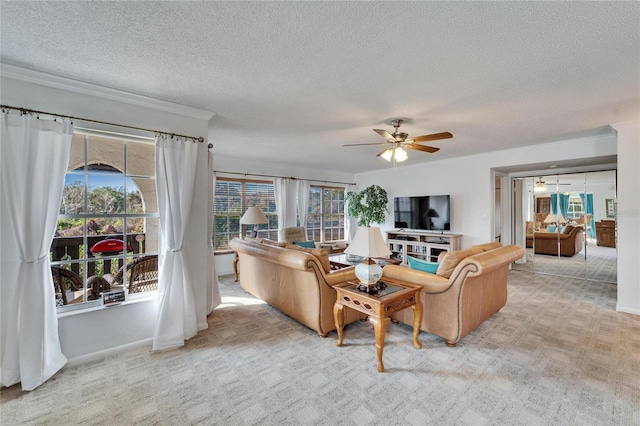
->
356, 281, 387, 294
354, 259, 384, 291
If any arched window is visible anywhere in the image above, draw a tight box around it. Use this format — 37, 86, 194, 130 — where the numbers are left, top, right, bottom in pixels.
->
50, 133, 159, 310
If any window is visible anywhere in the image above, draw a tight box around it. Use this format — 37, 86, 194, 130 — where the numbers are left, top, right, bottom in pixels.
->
213, 178, 278, 251
307, 186, 345, 242
50, 133, 159, 310
566, 194, 585, 219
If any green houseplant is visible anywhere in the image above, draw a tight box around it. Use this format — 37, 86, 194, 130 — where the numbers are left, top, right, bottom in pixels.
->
345, 185, 389, 226
344, 185, 391, 290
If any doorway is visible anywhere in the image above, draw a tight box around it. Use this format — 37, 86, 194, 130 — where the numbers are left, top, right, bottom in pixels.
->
510, 170, 617, 284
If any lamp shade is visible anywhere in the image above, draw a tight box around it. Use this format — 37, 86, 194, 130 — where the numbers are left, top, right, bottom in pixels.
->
345, 226, 391, 286
543, 213, 566, 224
345, 226, 391, 258
240, 207, 268, 225
380, 147, 408, 162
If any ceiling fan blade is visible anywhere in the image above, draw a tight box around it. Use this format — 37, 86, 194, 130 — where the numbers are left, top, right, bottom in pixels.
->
343, 142, 388, 147
410, 132, 453, 143
406, 144, 440, 153
373, 129, 395, 141
376, 147, 392, 157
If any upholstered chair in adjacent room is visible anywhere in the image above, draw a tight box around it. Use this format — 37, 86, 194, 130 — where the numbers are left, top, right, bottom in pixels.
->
283, 227, 308, 244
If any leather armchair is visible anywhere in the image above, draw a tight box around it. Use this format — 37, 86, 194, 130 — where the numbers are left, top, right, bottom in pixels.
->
382, 243, 524, 346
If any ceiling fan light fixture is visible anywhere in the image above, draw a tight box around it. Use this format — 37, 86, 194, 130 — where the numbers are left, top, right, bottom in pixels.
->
534, 180, 547, 192
381, 148, 393, 161
394, 147, 408, 162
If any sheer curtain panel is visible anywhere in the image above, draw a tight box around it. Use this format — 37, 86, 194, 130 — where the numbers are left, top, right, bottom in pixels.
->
296, 179, 310, 229
0, 113, 72, 390
153, 135, 199, 351
207, 157, 221, 314
344, 184, 357, 242
274, 177, 291, 241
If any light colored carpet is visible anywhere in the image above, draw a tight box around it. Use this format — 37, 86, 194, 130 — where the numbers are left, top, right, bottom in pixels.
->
1, 271, 638, 425
514, 241, 617, 284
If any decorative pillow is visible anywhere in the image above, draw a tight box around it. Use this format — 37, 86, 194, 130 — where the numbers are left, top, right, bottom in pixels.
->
561, 225, 574, 234
407, 257, 439, 274
293, 240, 316, 249
286, 244, 331, 273
545, 225, 557, 232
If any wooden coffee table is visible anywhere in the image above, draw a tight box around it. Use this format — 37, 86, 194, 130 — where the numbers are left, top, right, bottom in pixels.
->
333, 277, 422, 372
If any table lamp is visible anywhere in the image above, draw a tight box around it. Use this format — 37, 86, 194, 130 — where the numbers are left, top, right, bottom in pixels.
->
544, 213, 566, 226
240, 207, 268, 238
344, 226, 391, 293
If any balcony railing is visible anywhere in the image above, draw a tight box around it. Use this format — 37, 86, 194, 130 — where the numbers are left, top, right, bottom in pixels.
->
50, 233, 147, 278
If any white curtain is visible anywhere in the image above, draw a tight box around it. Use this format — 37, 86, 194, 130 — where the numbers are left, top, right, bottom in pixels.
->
0, 113, 72, 390
273, 177, 290, 241
344, 183, 357, 242
207, 165, 221, 314
153, 135, 199, 351
296, 179, 310, 229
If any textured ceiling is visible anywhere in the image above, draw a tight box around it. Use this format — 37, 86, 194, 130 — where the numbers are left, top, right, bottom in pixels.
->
1, 1, 638, 173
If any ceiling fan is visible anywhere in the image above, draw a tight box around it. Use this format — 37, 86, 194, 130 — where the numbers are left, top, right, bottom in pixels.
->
343, 119, 453, 162
533, 178, 571, 193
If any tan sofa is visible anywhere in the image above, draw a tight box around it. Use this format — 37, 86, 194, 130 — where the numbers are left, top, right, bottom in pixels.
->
229, 238, 363, 337
382, 242, 524, 347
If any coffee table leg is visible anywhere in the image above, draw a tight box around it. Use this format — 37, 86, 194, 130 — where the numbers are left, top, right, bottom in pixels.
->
370, 315, 389, 372
334, 302, 345, 347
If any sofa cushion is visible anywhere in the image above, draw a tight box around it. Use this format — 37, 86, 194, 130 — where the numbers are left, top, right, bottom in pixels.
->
261, 239, 288, 248
407, 256, 439, 274
435, 242, 501, 279
293, 240, 316, 249
286, 244, 331, 273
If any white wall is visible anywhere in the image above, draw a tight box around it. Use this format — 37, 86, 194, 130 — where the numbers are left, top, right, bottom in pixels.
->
1, 67, 214, 363
355, 134, 616, 246
612, 121, 640, 315
354, 131, 639, 315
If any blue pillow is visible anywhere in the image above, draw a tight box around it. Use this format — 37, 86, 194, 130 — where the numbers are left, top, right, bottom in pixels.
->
293, 240, 316, 248
407, 256, 439, 274
545, 225, 557, 232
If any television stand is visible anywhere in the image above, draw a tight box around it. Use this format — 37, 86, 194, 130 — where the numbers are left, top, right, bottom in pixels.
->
386, 230, 462, 264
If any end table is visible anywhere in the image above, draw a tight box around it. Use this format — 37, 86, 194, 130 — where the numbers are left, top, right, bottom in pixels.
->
333, 277, 422, 372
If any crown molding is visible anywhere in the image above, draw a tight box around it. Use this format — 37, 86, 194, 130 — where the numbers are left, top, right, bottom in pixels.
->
0, 63, 215, 121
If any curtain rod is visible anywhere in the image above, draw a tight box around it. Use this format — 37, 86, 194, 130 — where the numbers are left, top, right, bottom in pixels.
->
1, 104, 205, 143
214, 170, 355, 186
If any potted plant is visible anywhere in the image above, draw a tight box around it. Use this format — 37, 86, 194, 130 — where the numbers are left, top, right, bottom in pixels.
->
344, 185, 391, 291
345, 184, 389, 227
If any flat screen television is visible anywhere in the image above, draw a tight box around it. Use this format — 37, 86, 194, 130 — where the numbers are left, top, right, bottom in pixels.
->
393, 195, 451, 231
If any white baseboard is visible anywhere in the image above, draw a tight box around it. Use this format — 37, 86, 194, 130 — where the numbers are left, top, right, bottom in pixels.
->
64, 338, 153, 368
616, 304, 640, 316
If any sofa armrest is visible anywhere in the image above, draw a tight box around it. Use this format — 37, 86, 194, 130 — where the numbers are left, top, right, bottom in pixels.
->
382, 265, 450, 293
323, 266, 357, 286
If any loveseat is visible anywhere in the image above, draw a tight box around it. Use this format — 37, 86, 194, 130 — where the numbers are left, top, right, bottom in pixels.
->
525, 224, 584, 256
382, 242, 524, 347
228, 238, 363, 337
